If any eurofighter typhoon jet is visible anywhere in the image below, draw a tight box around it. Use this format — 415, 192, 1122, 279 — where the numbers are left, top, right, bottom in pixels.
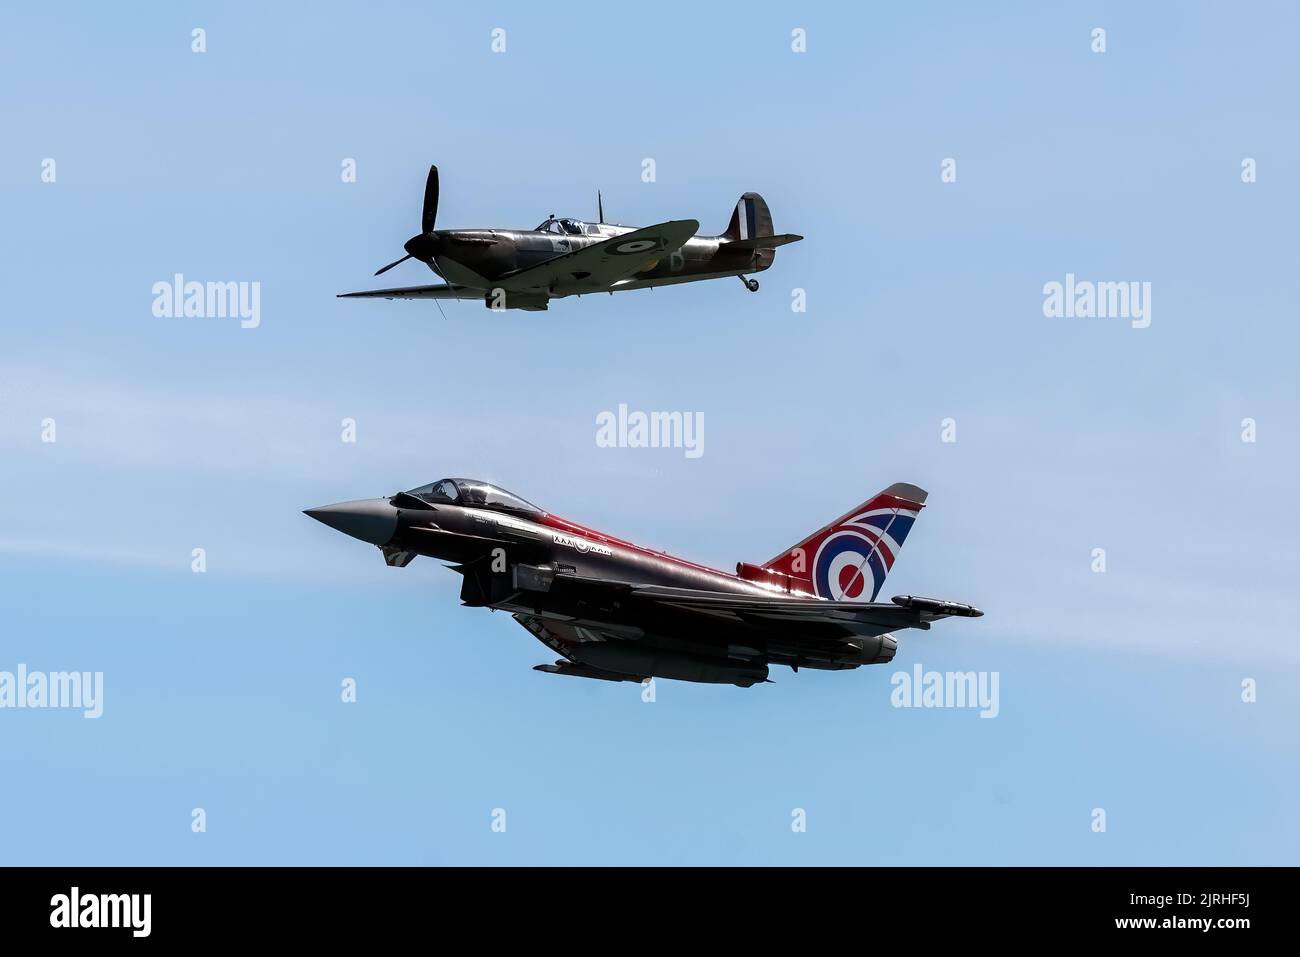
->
338, 166, 802, 311
305, 479, 981, 687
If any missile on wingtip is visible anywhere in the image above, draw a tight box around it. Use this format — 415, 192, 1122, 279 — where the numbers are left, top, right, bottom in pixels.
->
891, 594, 984, 618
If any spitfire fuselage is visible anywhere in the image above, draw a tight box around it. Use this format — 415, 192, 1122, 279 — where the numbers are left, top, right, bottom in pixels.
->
428, 224, 770, 295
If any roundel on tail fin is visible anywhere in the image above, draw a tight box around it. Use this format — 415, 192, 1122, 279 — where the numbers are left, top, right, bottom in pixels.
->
756, 482, 927, 602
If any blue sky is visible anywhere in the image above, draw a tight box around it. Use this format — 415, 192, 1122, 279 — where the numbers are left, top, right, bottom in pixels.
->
1, 1, 1297, 864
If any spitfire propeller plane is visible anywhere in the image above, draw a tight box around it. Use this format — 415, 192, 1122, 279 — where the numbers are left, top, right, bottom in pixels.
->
339, 166, 802, 311
305, 478, 981, 687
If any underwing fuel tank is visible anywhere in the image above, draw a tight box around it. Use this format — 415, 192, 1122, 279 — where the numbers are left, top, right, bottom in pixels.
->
569, 642, 769, 688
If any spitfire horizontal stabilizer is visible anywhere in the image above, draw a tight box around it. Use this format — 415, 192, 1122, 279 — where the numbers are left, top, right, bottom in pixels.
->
725, 233, 803, 252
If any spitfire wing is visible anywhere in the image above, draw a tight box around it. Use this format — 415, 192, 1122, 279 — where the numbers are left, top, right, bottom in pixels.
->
495, 220, 699, 294
336, 283, 482, 300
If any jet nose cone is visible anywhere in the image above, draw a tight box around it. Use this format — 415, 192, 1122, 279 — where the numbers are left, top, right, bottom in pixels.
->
304, 498, 398, 546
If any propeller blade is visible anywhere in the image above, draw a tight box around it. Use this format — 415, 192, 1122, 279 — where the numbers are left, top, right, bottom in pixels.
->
374, 254, 412, 277
421, 165, 439, 233
368, 167, 438, 277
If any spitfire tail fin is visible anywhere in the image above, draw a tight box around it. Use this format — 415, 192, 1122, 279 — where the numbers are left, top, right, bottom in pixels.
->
723, 192, 774, 242
723, 192, 797, 269
756, 483, 928, 602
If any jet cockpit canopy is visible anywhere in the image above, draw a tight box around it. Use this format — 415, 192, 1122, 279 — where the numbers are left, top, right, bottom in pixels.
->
404, 478, 546, 517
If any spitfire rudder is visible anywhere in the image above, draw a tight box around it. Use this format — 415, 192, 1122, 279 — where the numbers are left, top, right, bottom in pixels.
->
723, 192, 774, 242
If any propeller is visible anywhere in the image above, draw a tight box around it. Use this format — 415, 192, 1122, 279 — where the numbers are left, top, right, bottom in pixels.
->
373, 253, 411, 277
373, 165, 441, 276
421, 165, 439, 233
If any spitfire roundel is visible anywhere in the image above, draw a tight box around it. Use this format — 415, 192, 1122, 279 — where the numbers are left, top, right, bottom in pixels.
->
609, 238, 659, 255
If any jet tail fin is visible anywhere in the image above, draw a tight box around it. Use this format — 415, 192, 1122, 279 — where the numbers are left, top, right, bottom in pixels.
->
751, 483, 928, 602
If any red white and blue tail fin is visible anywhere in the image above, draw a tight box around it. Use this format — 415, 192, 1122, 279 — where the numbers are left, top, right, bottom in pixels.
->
756, 483, 927, 602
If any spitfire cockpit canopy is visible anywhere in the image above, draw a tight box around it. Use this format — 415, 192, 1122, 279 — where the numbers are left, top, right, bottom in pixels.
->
535, 216, 602, 237
404, 478, 546, 517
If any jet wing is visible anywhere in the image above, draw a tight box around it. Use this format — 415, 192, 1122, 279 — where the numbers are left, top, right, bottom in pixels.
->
629, 586, 979, 638
336, 283, 482, 300
541, 571, 979, 640
494, 220, 699, 294
543, 572, 977, 638
514, 615, 646, 683
512, 580, 980, 680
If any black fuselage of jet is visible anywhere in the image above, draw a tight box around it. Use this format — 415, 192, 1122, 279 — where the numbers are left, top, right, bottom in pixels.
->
305, 478, 981, 688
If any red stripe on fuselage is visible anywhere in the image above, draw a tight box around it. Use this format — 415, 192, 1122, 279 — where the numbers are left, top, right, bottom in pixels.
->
540, 513, 737, 580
